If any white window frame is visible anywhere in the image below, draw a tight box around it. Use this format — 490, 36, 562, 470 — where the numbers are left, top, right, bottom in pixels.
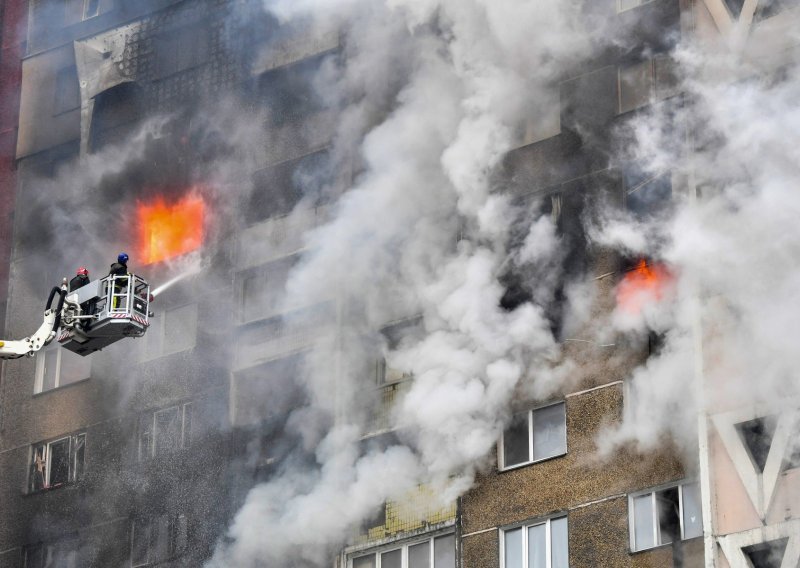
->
138, 403, 193, 461
498, 401, 567, 471
348, 532, 455, 568
29, 433, 86, 492
500, 515, 568, 568
82, 0, 100, 19
34, 343, 91, 394
628, 481, 701, 552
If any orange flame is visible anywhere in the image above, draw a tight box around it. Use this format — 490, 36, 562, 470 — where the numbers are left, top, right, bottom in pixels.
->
616, 259, 673, 314
136, 192, 205, 265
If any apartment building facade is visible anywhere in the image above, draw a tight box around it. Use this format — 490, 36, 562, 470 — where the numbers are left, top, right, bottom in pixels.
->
0, 0, 798, 567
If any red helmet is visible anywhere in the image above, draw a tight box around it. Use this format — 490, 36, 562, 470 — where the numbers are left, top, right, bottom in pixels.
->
77, 267, 89, 276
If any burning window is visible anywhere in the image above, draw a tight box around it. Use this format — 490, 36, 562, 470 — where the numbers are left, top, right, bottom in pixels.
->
29, 434, 86, 492
136, 193, 205, 265
616, 259, 674, 315
500, 402, 567, 470
629, 482, 702, 552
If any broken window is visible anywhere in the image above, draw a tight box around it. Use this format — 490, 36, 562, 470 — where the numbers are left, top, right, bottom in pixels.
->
735, 415, 778, 473
503, 516, 568, 568
742, 538, 789, 568
23, 538, 79, 568
629, 482, 702, 552
90, 83, 144, 152
34, 343, 91, 394
138, 403, 192, 461
29, 434, 86, 492
154, 23, 211, 79
350, 534, 455, 568
500, 402, 567, 470
130, 513, 188, 567
54, 66, 81, 115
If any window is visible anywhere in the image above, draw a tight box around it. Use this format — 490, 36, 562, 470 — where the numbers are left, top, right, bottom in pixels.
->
735, 415, 778, 473
154, 24, 210, 79
83, 0, 100, 19
131, 513, 188, 566
29, 434, 86, 492
54, 66, 81, 115
617, 0, 654, 12
755, 0, 800, 20
23, 539, 79, 568
499, 402, 567, 470
629, 482, 703, 552
350, 534, 455, 568
503, 516, 568, 568
138, 403, 192, 460
516, 92, 561, 148
142, 303, 198, 359
742, 538, 789, 568
618, 56, 678, 114
239, 256, 298, 323
623, 165, 672, 219
723, 0, 746, 17
376, 317, 423, 384
34, 343, 91, 393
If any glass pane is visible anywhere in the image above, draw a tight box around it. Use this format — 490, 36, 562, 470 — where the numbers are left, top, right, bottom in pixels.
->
48, 439, 70, 486
503, 413, 530, 468
409, 541, 430, 568
42, 348, 59, 391
656, 487, 680, 545
434, 534, 455, 568
352, 555, 375, 568
381, 549, 401, 568
681, 484, 703, 539
163, 304, 197, 354
532, 403, 566, 461
527, 524, 546, 568
59, 349, 91, 386
73, 434, 85, 482
551, 517, 568, 568
633, 494, 655, 551
619, 60, 653, 113
131, 520, 149, 567
504, 528, 523, 568
154, 407, 181, 456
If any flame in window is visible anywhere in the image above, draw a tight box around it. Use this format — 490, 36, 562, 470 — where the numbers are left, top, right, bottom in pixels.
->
616, 259, 673, 314
136, 192, 205, 265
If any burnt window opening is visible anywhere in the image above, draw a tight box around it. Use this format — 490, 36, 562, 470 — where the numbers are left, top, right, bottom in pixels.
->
90, 83, 145, 153
376, 317, 423, 385
29, 434, 86, 492
54, 66, 81, 115
247, 149, 331, 224
735, 416, 778, 473
647, 331, 665, 356
257, 54, 328, 127
755, 0, 800, 20
154, 23, 211, 80
742, 538, 789, 568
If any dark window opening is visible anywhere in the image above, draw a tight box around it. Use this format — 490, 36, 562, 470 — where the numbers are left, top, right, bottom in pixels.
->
257, 54, 328, 127
723, 0, 746, 16
743, 539, 788, 568
54, 66, 81, 115
624, 165, 672, 219
736, 416, 778, 472
90, 83, 144, 152
755, 0, 800, 20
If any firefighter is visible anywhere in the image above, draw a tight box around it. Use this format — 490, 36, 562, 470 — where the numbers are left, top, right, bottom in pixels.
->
109, 253, 129, 310
69, 267, 90, 292
109, 252, 129, 277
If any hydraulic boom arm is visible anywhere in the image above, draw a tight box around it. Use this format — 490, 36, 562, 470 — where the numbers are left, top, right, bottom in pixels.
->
0, 286, 66, 360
